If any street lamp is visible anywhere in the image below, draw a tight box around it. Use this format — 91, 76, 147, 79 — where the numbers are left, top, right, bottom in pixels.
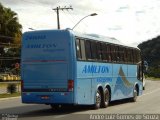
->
28, 28, 35, 30
72, 13, 97, 30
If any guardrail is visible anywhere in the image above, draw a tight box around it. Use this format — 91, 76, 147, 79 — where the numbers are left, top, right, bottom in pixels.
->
0, 75, 21, 81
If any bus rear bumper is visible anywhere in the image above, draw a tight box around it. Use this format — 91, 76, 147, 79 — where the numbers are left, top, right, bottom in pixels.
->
21, 92, 74, 104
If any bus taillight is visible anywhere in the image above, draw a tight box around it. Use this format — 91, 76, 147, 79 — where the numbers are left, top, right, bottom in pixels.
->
68, 80, 74, 91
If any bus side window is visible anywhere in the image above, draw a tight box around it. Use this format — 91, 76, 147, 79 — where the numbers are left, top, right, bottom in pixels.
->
127, 48, 131, 63
116, 46, 119, 62
102, 43, 107, 61
133, 49, 137, 64
128, 49, 132, 63
119, 47, 124, 62
80, 40, 86, 60
137, 51, 141, 63
85, 40, 92, 60
76, 39, 81, 60
131, 49, 135, 64
111, 45, 116, 62
129, 49, 133, 63
137, 62, 143, 81
97, 42, 102, 60
124, 48, 128, 63
106, 44, 111, 62
91, 41, 98, 60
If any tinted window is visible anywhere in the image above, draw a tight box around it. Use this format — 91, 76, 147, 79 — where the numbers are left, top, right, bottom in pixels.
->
76, 39, 81, 60
119, 46, 124, 62
111, 45, 116, 62
85, 40, 92, 60
115, 46, 119, 62
80, 40, 86, 60
124, 48, 128, 63
127, 48, 131, 63
106, 44, 111, 62
102, 43, 107, 60
97, 42, 102, 60
76, 36, 140, 64
91, 41, 97, 60
137, 50, 141, 62
133, 49, 137, 63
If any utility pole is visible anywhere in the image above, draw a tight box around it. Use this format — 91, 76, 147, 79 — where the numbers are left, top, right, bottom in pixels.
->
53, 6, 73, 29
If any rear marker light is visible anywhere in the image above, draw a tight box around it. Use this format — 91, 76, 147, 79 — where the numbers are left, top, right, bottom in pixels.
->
68, 80, 74, 92
41, 96, 49, 100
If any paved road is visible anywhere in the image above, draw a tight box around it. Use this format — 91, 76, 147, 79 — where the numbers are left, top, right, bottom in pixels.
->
0, 80, 160, 120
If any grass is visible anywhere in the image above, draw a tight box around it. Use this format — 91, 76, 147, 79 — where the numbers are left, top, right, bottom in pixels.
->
0, 92, 21, 98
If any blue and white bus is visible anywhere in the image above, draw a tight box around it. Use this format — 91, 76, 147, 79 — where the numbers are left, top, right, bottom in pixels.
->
21, 29, 143, 109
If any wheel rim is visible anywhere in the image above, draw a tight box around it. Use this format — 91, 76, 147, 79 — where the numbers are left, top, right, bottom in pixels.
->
104, 90, 109, 104
96, 91, 101, 106
134, 89, 137, 99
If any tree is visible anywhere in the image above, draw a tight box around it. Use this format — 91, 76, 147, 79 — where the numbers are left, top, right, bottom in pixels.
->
138, 36, 160, 78
0, 3, 22, 73
0, 3, 22, 43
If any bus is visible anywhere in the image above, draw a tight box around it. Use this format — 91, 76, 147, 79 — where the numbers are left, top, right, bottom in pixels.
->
21, 29, 143, 109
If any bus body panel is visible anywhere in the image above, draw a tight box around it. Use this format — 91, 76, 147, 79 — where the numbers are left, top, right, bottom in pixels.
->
76, 61, 142, 105
22, 92, 74, 104
22, 63, 68, 89
21, 30, 75, 104
76, 62, 92, 104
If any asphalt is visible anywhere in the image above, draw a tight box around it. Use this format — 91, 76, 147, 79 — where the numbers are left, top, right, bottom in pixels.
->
0, 79, 160, 120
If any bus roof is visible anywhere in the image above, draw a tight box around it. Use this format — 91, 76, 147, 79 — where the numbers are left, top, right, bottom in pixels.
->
23, 29, 139, 49
71, 30, 139, 49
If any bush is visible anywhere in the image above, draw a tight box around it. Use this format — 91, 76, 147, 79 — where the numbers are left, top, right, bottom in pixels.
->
7, 84, 17, 94
147, 67, 160, 78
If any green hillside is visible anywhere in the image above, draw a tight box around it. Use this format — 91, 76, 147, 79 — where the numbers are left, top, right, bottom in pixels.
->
138, 36, 160, 78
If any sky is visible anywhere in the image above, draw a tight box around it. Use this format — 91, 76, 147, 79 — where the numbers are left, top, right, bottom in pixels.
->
1, 0, 160, 46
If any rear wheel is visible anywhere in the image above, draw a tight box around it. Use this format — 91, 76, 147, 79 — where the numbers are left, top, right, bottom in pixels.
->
50, 104, 62, 110
94, 90, 101, 109
102, 88, 110, 108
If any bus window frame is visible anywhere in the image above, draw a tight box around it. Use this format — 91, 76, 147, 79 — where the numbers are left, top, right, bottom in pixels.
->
75, 36, 140, 65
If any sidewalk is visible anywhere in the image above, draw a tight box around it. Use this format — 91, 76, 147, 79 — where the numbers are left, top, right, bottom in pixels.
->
0, 96, 20, 101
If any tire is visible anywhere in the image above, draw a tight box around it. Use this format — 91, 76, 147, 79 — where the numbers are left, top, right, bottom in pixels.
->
50, 104, 62, 110
131, 87, 138, 102
143, 86, 145, 90
102, 88, 110, 108
94, 90, 101, 109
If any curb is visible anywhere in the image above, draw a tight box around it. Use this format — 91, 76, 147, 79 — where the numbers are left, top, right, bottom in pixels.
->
0, 96, 21, 101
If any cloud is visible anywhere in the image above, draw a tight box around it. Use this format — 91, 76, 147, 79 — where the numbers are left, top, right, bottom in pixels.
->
108, 26, 122, 31
1, 0, 160, 45
116, 5, 130, 12
135, 10, 146, 15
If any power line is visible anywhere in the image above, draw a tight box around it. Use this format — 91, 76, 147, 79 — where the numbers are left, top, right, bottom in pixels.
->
52, 6, 73, 29
62, 10, 87, 32
61, 10, 76, 27
67, 12, 89, 31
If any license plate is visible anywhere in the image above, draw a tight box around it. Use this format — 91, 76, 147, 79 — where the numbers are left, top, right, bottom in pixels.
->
41, 95, 50, 100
